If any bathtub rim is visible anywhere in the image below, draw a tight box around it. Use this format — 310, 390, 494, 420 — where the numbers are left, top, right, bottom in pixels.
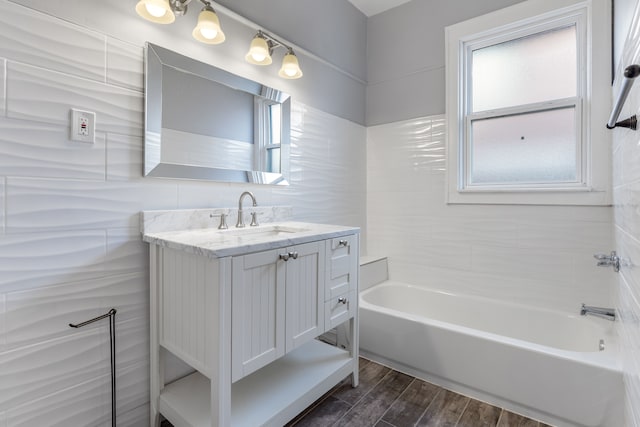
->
359, 280, 621, 371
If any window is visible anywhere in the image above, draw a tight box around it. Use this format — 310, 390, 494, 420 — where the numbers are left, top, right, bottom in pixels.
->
445, 0, 611, 205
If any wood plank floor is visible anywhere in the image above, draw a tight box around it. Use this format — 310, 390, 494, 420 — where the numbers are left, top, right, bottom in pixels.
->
286, 357, 551, 427
161, 357, 551, 426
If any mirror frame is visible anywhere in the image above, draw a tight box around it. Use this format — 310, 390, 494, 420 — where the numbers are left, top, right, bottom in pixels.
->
144, 43, 290, 185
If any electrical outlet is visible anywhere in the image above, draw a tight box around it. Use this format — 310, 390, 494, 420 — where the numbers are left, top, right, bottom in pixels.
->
70, 109, 96, 143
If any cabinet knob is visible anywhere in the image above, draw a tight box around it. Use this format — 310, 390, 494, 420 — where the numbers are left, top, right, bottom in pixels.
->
289, 251, 299, 260
338, 297, 348, 305
338, 240, 348, 247
279, 253, 290, 261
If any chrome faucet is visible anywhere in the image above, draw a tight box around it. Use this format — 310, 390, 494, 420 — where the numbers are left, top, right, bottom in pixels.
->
594, 251, 620, 272
236, 191, 257, 228
580, 304, 616, 321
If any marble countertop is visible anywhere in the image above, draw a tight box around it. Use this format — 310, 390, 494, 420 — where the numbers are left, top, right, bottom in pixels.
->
143, 221, 360, 258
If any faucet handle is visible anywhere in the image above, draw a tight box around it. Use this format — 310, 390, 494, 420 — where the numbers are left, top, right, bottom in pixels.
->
210, 213, 228, 229
218, 213, 228, 229
250, 212, 259, 227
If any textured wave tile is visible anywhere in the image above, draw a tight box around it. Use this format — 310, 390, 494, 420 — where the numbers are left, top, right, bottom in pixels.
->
0, 58, 5, 116
0, 177, 4, 234
277, 102, 367, 227
0, 1, 105, 82
7, 62, 143, 137
6, 177, 178, 231
0, 293, 5, 348
6, 373, 110, 427
0, 117, 106, 180
1, 327, 112, 411
106, 228, 148, 277
1, 317, 148, 413
0, 230, 106, 293
117, 403, 149, 427
106, 133, 143, 181
106, 38, 143, 92
4, 272, 147, 350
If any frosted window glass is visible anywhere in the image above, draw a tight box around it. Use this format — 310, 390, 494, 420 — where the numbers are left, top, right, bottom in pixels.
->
470, 107, 576, 184
472, 26, 577, 112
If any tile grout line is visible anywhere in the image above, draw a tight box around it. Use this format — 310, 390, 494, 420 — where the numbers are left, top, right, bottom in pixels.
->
453, 397, 472, 427
374, 377, 417, 426
495, 408, 505, 426
330, 367, 396, 426
414, 387, 445, 426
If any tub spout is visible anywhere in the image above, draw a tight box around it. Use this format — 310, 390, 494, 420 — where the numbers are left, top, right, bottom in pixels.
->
580, 304, 616, 321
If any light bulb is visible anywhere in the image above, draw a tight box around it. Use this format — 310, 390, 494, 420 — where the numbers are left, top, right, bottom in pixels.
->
199, 27, 218, 40
251, 52, 267, 62
278, 51, 303, 79
145, 3, 167, 17
135, 0, 175, 24
245, 34, 272, 65
192, 7, 225, 44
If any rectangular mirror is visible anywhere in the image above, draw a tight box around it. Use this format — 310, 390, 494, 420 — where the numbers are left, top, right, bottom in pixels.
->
144, 43, 290, 184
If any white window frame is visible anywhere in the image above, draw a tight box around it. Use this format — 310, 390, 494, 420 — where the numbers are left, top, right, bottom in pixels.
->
445, 0, 612, 205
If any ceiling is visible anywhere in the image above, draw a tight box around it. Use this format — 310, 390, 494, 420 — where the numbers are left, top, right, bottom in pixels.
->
347, 0, 412, 17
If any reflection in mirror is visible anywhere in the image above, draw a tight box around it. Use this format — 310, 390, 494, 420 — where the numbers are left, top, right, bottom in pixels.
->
144, 43, 290, 184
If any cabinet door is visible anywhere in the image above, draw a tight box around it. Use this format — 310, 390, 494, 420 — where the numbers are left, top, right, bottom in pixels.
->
231, 249, 285, 382
285, 241, 326, 352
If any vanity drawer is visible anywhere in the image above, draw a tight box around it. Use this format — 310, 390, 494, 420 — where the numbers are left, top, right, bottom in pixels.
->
325, 290, 357, 330
325, 235, 358, 301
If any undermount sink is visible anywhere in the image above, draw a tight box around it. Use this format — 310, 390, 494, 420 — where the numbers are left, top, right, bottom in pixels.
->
221, 224, 311, 238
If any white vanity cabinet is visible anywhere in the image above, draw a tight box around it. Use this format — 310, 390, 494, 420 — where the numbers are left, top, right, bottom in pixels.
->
146, 224, 359, 427
231, 241, 325, 382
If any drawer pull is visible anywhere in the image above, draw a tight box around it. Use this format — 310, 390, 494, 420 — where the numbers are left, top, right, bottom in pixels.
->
279, 253, 290, 261
338, 240, 348, 247
338, 297, 348, 304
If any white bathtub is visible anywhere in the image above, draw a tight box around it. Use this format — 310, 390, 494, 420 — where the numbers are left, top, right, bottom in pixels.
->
359, 281, 624, 427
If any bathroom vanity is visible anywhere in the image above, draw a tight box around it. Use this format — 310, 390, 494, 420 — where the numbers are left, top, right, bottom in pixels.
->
143, 214, 359, 427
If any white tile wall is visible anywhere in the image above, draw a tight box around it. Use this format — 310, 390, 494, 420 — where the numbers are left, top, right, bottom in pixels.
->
615, 1, 640, 423
0, 1, 366, 424
367, 115, 615, 313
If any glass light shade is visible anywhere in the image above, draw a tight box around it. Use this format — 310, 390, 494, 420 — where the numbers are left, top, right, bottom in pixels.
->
278, 52, 303, 79
245, 36, 272, 65
135, 0, 175, 24
192, 8, 225, 44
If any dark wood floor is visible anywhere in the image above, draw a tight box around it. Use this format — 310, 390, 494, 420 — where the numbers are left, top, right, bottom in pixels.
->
286, 357, 551, 427
162, 357, 551, 426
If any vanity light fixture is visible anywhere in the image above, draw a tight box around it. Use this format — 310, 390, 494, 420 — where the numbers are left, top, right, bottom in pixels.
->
135, 0, 175, 24
135, 0, 225, 44
246, 30, 303, 79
